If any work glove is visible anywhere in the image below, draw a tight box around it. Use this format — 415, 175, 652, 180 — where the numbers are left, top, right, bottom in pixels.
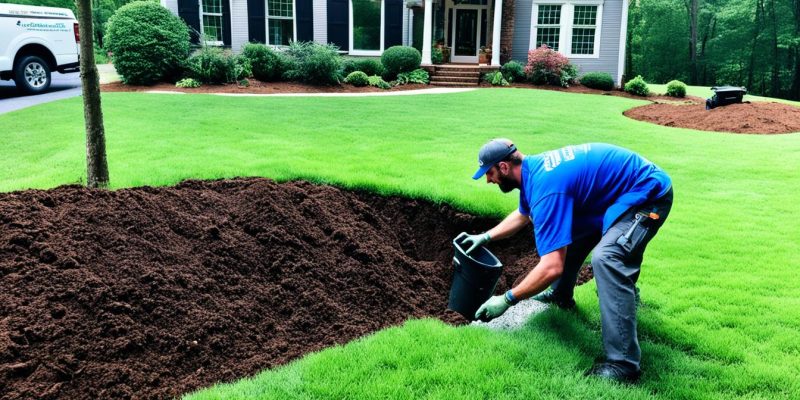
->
475, 294, 511, 322
462, 232, 490, 254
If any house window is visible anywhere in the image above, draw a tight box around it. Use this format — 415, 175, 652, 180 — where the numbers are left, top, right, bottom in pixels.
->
351, 0, 383, 53
535, 5, 561, 51
267, 0, 294, 46
201, 0, 224, 44
571, 5, 597, 55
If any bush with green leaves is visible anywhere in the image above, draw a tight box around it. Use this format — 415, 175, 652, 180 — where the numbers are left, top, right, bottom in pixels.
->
241, 42, 287, 81
500, 61, 525, 82
524, 45, 577, 87
175, 78, 201, 88
483, 71, 509, 86
345, 71, 369, 87
395, 69, 429, 85
666, 79, 687, 97
624, 75, 650, 96
282, 41, 342, 85
104, 1, 190, 85
580, 72, 615, 91
356, 58, 385, 76
185, 47, 251, 84
381, 46, 422, 77
368, 75, 391, 90
431, 47, 444, 64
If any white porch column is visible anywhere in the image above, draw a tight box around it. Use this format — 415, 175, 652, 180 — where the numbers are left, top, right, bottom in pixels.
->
421, 1, 433, 65
491, 0, 503, 66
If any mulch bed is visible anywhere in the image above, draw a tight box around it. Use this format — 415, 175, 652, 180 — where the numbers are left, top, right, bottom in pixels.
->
0, 178, 591, 399
101, 80, 429, 94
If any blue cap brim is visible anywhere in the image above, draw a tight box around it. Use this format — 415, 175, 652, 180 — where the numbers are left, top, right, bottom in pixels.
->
472, 164, 492, 180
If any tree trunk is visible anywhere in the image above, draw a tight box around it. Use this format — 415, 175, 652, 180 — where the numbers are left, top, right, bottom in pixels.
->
768, 0, 780, 97
700, 15, 715, 85
747, 0, 765, 91
76, 0, 110, 189
687, 0, 699, 84
789, 0, 800, 99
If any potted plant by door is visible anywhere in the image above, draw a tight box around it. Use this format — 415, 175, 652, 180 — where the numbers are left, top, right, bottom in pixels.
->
479, 47, 491, 64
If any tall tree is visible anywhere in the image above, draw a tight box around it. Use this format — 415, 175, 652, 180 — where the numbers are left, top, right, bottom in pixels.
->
791, 0, 800, 99
747, 0, 765, 91
685, 0, 699, 84
76, 0, 110, 188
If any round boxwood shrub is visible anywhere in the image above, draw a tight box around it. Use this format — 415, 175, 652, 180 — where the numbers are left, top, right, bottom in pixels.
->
580, 72, 615, 91
356, 58, 385, 76
381, 46, 421, 77
500, 60, 525, 83
345, 71, 369, 87
241, 42, 285, 81
666, 79, 687, 98
624, 75, 650, 96
104, 1, 190, 85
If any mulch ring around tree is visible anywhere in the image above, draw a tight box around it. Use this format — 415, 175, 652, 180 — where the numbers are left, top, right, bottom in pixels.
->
623, 99, 800, 134
0, 178, 595, 400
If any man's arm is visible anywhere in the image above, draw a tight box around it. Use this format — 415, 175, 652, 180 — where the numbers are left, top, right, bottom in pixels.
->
509, 247, 566, 301
486, 210, 530, 241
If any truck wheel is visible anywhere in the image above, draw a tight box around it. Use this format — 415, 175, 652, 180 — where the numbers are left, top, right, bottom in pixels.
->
14, 55, 52, 95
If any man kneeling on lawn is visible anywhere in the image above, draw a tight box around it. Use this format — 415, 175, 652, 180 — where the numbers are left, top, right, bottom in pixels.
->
464, 139, 673, 383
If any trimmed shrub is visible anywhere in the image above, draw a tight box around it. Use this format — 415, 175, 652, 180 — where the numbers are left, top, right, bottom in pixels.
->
341, 59, 358, 77
580, 72, 615, 91
624, 75, 650, 96
524, 45, 577, 87
666, 79, 687, 97
241, 42, 286, 81
356, 58, 385, 76
175, 78, 200, 88
395, 68, 429, 85
282, 41, 342, 85
368, 75, 391, 90
500, 61, 525, 83
185, 47, 251, 84
484, 71, 509, 86
381, 46, 422, 77
345, 71, 369, 87
104, 1, 190, 85
431, 47, 444, 65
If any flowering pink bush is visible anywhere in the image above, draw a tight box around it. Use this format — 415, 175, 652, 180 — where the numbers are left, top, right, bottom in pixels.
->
524, 45, 578, 87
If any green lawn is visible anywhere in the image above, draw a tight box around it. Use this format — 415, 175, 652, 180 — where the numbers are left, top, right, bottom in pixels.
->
647, 83, 800, 107
1, 88, 799, 399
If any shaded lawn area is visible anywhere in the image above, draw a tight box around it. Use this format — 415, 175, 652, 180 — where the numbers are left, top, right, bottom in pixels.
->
1, 89, 799, 399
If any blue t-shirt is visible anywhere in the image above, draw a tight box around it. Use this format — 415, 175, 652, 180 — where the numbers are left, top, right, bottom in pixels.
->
518, 143, 671, 256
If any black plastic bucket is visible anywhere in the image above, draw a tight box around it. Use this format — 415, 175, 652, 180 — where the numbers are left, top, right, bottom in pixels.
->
447, 232, 504, 321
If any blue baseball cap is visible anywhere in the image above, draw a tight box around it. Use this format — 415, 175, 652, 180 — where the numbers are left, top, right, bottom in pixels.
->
472, 138, 517, 180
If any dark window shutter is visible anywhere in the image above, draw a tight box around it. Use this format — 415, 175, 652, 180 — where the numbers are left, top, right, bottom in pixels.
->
178, 0, 201, 44
248, 0, 266, 43
296, 0, 314, 42
384, 0, 403, 47
222, 0, 232, 46
327, 0, 349, 51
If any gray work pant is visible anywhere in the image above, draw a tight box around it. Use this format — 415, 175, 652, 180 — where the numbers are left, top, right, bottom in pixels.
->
549, 189, 673, 371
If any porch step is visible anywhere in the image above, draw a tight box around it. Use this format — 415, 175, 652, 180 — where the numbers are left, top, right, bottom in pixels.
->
431, 75, 480, 83
429, 80, 479, 87
429, 65, 482, 86
433, 71, 480, 78
436, 66, 482, 73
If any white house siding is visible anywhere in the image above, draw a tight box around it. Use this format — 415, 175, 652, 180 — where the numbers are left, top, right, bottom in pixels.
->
162, 0, 179, 14
402, 6, 409, 48
231, 0, 249, 52
512, 0, 624, 85
313, 0, 327, 44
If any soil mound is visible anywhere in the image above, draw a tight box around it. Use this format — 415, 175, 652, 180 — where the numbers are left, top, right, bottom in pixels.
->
624, 100, 800, 134
0, 178, 577, 399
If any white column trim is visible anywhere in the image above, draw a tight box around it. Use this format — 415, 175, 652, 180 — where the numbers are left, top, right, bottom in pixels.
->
491, 0, 502, 65
617, 0, 629, 86
421, 0, 433, 64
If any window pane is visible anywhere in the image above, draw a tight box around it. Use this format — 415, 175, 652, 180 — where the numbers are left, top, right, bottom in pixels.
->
268, 0, 293, 18
536, 27, 559, 50
537, 5, 561, 25
353, 0, 381, 51
202, 0, 222, 14
203, 15, 223, 42
269, 18, 293, 46
573, 6, 597, 26
571, 28, 595, 54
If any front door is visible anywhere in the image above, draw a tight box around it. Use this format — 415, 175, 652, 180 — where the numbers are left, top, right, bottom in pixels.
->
451, 8, 480, 63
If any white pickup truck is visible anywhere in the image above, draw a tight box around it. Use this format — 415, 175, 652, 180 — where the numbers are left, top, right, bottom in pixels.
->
0, 3, 80, 94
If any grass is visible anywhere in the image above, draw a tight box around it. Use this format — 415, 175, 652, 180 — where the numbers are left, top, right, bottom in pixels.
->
1, 88, 799, 399
647, 83, 800, 106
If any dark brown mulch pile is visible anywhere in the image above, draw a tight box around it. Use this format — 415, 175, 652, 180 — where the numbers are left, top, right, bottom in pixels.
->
101, 80, 429, 94
623, 100, 800, 134
1, 178, 589, 400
